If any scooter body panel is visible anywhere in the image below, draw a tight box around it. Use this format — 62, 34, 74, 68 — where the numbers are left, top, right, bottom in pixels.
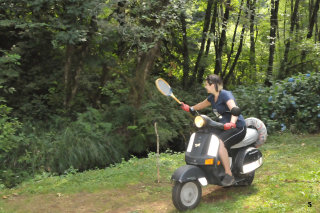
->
197, 165, 226, 185
230, 128, 259, 149
233, 147, 263, 175
185, 132, 220, 165
181, 130, 263, 186
171, 165, 207, 183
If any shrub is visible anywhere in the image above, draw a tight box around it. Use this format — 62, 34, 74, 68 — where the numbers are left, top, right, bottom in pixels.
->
234, 72, 320, 133
38, 108, 128, 174
0, 105, 31, 187
106, 79, 195, 155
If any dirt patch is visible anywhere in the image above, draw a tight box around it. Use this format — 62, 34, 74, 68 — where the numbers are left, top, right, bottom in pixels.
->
2, 183, 246, 212
202, 186, 232, 203
202, 185, 258, 204
2, 184, 177, 213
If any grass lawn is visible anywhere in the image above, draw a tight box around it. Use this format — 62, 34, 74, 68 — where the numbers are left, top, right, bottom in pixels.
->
0, 133, 319, 212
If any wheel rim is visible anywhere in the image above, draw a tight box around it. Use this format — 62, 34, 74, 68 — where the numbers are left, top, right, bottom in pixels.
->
180, 182, 199, 207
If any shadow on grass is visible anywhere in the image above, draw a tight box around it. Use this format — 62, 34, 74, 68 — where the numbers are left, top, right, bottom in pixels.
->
167, 185, 261, 213
202, 185, 259, 204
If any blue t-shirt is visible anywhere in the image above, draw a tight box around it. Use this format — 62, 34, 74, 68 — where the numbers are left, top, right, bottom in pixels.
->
207, 90, 246, 128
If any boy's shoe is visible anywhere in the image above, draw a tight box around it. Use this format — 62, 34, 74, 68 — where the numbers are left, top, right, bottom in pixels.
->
221, 174, 235, 186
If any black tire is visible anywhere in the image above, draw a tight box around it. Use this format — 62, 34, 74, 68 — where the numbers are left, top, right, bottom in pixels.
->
237, 171, 255, 186
172, 181, 202, 211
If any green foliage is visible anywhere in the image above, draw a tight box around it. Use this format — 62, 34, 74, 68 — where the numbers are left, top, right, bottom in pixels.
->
30, 108, 127, 174
1, 0, 320, 190
0, 105, 31, 188
114, 0, 182, 54
0, 50, 20, 91
234, 72, 320, 133
101, 78, 194, 154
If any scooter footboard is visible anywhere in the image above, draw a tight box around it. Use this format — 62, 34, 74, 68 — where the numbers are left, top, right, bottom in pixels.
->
171, 165, 207, 185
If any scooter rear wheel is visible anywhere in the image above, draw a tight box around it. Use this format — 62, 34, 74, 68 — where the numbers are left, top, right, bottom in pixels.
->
172, 181, 202, 211
237, 171, 255, 186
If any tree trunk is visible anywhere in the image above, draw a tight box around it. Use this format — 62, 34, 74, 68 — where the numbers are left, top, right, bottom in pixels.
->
265, 0, 279, 86
93, 64, 109, 108
301, 0, 320, 60
63, 45, 74, 109
214, 0, 231, 76
222, 0, 244, 78
180, 11, 190, 89
316, 18, 319, 43
279, 0, 300, 79
224, 23, 247, 85
116, 1, 127, 60
190, 0, 214, 86
198, 0, 218, 83
249, 0, 257, 81
63, 15, 97, 110
131, 42, 161, 108
63, 44, 88, 110
129, 1, 170, 108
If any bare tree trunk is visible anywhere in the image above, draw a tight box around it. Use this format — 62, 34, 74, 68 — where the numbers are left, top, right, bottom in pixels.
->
301, 0, 320, 60
70, 63, 82, 106
198, 0, 218, 83
116, 1, 127, 60
129, 1, 170, 108
224, 23, 247, 85
249, 0, 257, 81
279, 0, 300, 79
190, 0, 214, 86
316, 18, 319, 43
180, 11, 190, 89
63, 45, 88, 110
224, 0, 253, 85
265, 0, 279, 86
222, 0, 244, 78
309, 0, 314, 24
214, 0, 231, 75
93, 64, 109, 108
63, 45, 73, 109
283, 0, 288, 42
131, 42, 161, 108
63, 16, 97, 110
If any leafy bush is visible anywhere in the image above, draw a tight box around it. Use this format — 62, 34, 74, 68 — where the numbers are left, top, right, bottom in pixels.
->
234, 72, 320, 133
3, 72, 318, 188
33, 108, 128, 174
102, 78, 195, 155
0, 105, 31, 187
98, 76, 203, 155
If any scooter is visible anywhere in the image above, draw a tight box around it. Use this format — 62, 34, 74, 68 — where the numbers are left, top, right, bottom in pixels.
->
171, 114, 266, 211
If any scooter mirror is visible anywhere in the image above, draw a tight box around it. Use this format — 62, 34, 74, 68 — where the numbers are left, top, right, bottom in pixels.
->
155, 78, 172, 96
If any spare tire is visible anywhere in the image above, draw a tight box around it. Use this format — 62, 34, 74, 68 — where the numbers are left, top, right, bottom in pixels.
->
245, 117, 267, 147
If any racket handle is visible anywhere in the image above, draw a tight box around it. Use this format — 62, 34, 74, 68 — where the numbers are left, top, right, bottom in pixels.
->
170, 94, 181, 104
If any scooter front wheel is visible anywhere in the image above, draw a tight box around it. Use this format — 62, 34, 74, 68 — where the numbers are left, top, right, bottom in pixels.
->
172, 181, 202, 211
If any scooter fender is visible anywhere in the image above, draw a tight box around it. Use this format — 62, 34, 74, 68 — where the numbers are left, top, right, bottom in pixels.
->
171, 165, 208, 186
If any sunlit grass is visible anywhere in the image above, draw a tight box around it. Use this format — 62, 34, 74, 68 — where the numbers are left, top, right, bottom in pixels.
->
0, 133, 319, 212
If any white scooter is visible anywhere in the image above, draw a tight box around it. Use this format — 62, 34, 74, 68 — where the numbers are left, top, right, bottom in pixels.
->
171, 115, 267, 211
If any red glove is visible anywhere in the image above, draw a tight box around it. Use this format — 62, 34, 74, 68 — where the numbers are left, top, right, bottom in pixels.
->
180, 102, 190, 112
224, 122, 236, 130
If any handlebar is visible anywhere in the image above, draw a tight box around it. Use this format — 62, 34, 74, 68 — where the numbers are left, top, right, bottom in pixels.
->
196, 115, 224, 130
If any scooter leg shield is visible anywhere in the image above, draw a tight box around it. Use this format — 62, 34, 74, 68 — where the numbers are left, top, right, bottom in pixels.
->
171, 165, 207, 185
234, 147, 263, 175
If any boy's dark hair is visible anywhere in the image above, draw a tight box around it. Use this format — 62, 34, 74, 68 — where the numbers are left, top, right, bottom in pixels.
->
206, 74, 223, 92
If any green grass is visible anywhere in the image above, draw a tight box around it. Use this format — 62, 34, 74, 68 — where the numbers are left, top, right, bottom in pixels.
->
0, 133, 319, 212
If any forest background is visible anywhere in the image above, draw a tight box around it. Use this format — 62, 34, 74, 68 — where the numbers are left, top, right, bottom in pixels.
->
0, 0, 320, 188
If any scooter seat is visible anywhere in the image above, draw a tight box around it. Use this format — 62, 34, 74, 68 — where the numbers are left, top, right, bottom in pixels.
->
230, 128, 259, 149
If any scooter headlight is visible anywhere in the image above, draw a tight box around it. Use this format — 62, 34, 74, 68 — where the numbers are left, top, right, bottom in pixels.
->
194, 116, 206, 128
